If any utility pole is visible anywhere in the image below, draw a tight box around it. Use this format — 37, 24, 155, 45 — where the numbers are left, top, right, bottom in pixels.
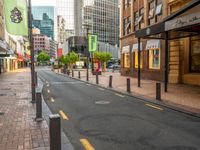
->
28, 0, 36, 102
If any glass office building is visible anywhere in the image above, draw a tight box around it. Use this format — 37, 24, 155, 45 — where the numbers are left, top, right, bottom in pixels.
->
32, 6, 57, 40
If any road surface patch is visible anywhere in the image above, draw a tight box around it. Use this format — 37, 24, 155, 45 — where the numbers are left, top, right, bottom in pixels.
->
86, 84, 91, 86
98, 87, 105, 91
145, 104, 163, 111
80, 139, 95, 150
95, 101, 110, 105
115, 93, 125, 98
59, 110, 69, 120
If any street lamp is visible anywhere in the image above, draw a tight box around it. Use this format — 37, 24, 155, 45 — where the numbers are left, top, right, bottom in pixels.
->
82, 23, 91, 81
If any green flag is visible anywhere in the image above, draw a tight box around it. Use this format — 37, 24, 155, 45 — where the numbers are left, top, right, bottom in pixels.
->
88, 34, 97, 52
3, 0, 28, 36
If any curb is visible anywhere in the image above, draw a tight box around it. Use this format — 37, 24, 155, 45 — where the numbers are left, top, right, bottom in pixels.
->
54, 71, 200, 119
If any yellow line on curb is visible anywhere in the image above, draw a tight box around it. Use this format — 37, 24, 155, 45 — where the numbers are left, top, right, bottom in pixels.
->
80, 139, 95, 150
59, 110, 69, 120
145, 104, 163, 111
98, 87, 105, 91
115, 93, 125, 98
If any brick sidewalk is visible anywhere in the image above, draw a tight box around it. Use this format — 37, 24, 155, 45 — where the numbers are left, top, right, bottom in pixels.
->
0, 68, 49, 150
68, 69, 200, 114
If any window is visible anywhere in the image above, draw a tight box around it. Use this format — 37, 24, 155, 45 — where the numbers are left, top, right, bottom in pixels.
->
190, 37, 200, 72
139, 7, 144, 29
124, 0, 131, 9
123, 17, 131, 35
155, 0, 163, 22
148, 1, 155, 25
135, 51, 143, 68
124, 53, 130, 68
149, 49, 160, 69
134, 11, 139, 31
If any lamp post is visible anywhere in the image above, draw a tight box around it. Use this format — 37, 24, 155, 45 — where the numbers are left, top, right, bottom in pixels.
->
28, 0, 36, 102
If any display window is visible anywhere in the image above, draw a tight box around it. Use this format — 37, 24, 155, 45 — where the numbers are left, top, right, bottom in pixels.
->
124, 53, 130, 68
190, 38, 200, 72
149, 49, 160, 69
135, 51, 143, 68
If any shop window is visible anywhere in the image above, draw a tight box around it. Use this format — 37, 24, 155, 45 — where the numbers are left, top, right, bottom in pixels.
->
149, 49, 160, 69
190, 38, 200, 72
124, 53, 130, 68
135, 51, 143, 68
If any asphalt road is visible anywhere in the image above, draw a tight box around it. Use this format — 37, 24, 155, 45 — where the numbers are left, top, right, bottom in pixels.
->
38, 68, 200, 150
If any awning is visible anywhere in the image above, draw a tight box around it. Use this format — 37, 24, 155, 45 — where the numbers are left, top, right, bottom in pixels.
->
0, 40, 8, 53
122, 45, 130, 53
146, 40, 160, 50
132, 43, 142, 51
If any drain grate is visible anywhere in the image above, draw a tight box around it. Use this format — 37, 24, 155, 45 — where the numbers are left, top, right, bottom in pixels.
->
0, 93, 16, 96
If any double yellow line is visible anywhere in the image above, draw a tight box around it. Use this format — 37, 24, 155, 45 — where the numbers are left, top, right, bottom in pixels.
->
59, 110, 69, 120
80, 139, 95, 150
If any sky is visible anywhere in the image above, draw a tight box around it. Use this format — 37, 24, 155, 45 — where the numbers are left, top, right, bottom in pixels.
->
32, 0, 56, 6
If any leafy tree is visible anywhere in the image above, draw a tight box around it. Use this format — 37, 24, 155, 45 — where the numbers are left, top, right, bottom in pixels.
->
37, 52, 50, 65
94, 52, 112, 72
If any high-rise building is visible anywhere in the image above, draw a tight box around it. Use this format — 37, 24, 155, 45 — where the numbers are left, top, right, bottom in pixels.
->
32, 6, 57, 40
49, 39, 57, 58
57, 16, 66, 44
82, 0, 120, 46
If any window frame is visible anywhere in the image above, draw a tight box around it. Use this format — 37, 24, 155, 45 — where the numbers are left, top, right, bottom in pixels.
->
149, 48, 161, 70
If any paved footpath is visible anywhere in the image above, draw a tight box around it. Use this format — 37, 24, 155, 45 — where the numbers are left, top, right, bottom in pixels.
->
0, 68, 49, 150
57, 68, 200, 115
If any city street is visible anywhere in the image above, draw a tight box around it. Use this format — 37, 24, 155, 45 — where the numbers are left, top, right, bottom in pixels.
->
39, 68, 200, 150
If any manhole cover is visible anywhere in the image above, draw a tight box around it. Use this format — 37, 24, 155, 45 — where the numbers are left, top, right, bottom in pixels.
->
95, 101, 110, 105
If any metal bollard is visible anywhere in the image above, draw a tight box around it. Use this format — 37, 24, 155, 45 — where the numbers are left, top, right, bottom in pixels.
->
127, 78, 131, 93
36, 92, 42, 121
78, 71, 81, 79
96, 72, 99, 84
72, 70, 74, 77
86, 69, 89, 81
35, 72, 38, 87
156, 82, 161, 101
49, 114, 61, 150
109, 75, 113, 88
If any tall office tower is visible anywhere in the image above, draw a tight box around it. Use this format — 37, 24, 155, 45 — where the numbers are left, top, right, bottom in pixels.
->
57, 16, 66, 44
32, 6, 57, 40
56, 0, 75, 30
83, 0, 119, 46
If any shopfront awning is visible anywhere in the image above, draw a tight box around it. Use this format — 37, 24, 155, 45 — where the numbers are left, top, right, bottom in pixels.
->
146, 40, 160, 50
122, 45, 130, 53
132, 43, 142, 51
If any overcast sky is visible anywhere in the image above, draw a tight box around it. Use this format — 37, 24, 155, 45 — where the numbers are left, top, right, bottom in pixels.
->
32, 0, 56, 6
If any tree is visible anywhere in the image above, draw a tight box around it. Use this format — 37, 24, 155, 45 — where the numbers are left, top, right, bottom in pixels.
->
59, 52, 79, 70
37, 52, 50, 65
94, 52, 112, 72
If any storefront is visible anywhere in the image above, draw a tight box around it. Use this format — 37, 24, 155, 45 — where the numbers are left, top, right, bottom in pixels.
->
135, 0, 200, 90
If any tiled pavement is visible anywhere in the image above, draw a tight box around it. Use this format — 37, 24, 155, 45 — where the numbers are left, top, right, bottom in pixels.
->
0, 68, 49, 150
63, 69, 200, 115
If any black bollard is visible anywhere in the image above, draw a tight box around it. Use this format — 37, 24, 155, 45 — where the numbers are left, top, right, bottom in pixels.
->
78, 71, 81, 79
109, 75, 113, 88
49, 114, 61, 150
127, 78, 131, 93
156, 82, 161, 101
86, 68, 89, 81
96, 72, 99, 84
72, 70, 74, 77
35, 72, 38, 87
36, 92, 42, 121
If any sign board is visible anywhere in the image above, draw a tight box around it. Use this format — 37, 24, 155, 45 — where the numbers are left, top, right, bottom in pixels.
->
57, 48, 63, 58
76, 61, 84, 69
165, 12, 200, 31
88, 35, 97, 52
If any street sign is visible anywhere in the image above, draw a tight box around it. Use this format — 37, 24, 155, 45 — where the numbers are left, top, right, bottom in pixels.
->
88, 35, 97, 52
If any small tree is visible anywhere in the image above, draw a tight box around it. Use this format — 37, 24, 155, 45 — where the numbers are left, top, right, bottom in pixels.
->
68, 51, 79, 69
37, 52, 50, 65
94, 52, 112, 72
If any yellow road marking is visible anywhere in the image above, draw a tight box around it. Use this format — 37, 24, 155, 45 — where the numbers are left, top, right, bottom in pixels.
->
145, 104, 163, 111
98, 87, 105, 91
47, 90, 50, 93
59, 110, 69, 120
51, 97, 55, 102
80, 139, 95, 150
115, 93, 125, 98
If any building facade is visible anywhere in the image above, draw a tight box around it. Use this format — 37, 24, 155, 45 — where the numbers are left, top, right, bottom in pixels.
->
83, 0, 120, 46
120, 0, 200, 86
57, 16, 66, 44
32, 6, 56, 40
33, 34, 50, 56
49, 39, 57, 58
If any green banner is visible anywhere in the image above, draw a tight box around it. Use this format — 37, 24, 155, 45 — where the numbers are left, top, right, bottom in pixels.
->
88, 34, 97, 52
3, 0, 28, 36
